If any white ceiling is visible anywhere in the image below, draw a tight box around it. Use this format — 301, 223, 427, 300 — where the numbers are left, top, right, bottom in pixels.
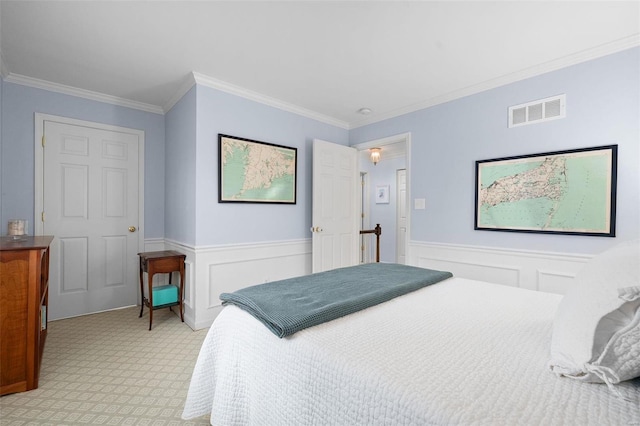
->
1, 1, 638, 129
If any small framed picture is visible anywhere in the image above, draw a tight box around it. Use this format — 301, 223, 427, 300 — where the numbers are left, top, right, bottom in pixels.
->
375, 185, 390, 204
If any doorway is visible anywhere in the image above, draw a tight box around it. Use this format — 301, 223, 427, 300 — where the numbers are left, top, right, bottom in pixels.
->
354, 133, 410, 264
360, 171, 372, 263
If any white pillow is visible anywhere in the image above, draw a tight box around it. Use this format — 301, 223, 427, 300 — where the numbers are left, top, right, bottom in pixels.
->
548, 239, 640, 388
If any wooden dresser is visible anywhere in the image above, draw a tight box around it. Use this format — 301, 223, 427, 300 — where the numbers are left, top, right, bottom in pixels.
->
0, 235, 53, 395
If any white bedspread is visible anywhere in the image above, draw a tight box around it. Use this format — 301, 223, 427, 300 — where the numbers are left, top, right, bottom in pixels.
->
183, 277, 640, 425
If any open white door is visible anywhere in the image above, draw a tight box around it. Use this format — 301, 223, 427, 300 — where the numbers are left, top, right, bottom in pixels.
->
311, 140, 359, 273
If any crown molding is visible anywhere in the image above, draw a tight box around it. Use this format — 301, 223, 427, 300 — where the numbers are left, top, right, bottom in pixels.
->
191, 71, 350, 129
350, 35, 640, 129
163, 73, 197, 113
3, 34, 637, 128
3, 73, 164, 114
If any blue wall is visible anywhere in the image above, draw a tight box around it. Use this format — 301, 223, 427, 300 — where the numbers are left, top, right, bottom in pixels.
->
0, 78, 349, 247
165, 86, 197, 244
350, 47, 640, 255
0, 82, 166, 238
191, 84, 349, 246
1, 47, 637, 256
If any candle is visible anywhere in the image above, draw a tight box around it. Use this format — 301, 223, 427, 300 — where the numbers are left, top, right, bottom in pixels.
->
7, 219, 27, 236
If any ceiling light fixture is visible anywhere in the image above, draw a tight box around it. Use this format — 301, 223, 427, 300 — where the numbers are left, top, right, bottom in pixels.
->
370, 148, 381, 165
357, 107, 372, 115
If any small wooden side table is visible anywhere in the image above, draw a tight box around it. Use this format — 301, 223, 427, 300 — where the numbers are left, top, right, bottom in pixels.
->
138, 250, 186, 330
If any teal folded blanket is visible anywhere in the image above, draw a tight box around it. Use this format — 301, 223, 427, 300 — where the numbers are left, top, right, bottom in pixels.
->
220, 263, 452, 338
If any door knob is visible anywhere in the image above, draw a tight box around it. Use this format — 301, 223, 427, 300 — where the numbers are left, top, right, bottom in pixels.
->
128, 226, 137, 232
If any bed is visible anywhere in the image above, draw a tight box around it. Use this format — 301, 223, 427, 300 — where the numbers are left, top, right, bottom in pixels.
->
183, 250, 640, 425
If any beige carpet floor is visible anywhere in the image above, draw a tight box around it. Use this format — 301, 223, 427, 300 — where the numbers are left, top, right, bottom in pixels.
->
1, 307, 211, 425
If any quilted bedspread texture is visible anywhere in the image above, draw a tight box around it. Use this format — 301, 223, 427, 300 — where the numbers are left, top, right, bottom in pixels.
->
183, 277, 640, 425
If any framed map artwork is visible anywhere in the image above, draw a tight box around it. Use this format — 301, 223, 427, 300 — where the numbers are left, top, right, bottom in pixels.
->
219, 134, 297, 204
475, 145, 617, 237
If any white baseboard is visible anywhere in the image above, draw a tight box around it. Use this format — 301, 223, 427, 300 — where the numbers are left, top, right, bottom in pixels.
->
408, 241, 591, 295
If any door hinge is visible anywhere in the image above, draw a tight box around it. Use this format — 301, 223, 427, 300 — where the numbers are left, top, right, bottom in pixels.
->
42, 136, 45, 147
41, 212, 45, 222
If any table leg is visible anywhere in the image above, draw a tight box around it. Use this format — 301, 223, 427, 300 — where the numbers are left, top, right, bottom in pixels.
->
138, 259, 144, 318
148, 271, 153, 331
168, 272, 173, 313
179, 263, 184, 322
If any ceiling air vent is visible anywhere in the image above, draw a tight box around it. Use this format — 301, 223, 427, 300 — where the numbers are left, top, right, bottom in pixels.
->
508, 94, 565, 128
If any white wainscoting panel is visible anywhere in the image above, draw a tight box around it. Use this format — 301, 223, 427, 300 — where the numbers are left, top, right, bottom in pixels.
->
151, 238, 586, 330
160, 239, 311, 330
143, 238, 165, 253
408, 241, 592, 295
535, 270, 576, 295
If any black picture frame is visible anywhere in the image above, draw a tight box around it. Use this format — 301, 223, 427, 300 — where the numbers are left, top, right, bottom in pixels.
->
474, 145, 617, 237
218, 134, 297, 204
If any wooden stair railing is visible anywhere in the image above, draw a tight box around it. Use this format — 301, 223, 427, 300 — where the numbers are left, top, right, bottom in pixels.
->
359, 224, 382, 262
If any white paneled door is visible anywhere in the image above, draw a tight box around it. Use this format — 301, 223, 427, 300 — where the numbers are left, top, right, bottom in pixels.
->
311, 140, 359, 273
42, 119, 141, 320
